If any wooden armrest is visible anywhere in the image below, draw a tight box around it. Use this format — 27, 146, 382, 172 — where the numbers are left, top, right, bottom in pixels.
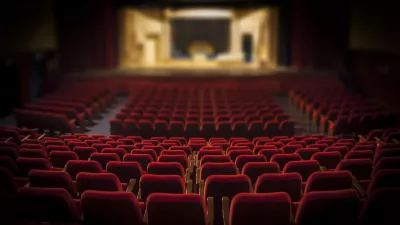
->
37, 133, 46, 140
143, 209, 148, 223
196, 168, 201, 184
21, 135, 32, 142
185, 168, 191, 183
352, 176, 366, 197
137, 188, 142, 201
207, 197, 214, 225
5, 137, 13, 142
393, 139, 399, 144
186, 179, 193, 194
222, 197, 230, 225
199, 180, 205, 196
126, 179, 136, 193
24, 182, 30, 187
320, 166, 328, 171
327, 120, 335, 136
358, 135, 366, 142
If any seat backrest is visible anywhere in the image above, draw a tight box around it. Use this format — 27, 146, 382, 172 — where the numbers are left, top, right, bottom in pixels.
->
0, 167, 17, 198
344, 150, 374, 160
147, 162, 185, 178
90, 153, 120, 169
304, 171, 353, 193
255, 172, 302, 201
73, 146, 98, 160
235, 155, 266, 172
0, 156, 19, 175
200, 162, 238, 181
230, 192, 292, 225
28, 170, 75, 197
270, 153, 301, 171
123, 153, 154, 171
65, 160, 103, 180
76, 172, 122, 196
367, 169, 400, 194
158, 155, 189, 170
359, 187, 400, 225
336, 158, 372, 181
81, 190, 143, 225
16, 187, 81, 223
204, 175, 251, 225
295, 189, 360, 225
242, 162, 280, 185
311, 152, 342, 170
200, 155, 231, 166
106, 161, 143, 184
283, 160, 321, 181
139, 174, 185, 201
49, 151, 79, 168
147, 193, 207, 225
16, 158, 52, 177
373, 157, 400, 174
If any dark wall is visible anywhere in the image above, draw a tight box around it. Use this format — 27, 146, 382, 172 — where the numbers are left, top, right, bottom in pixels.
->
347, 1, 400, 113
291, 0, 350, 71
55, 0, 117, 73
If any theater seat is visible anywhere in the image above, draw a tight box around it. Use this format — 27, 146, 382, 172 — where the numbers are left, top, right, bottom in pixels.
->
81, 190, 144, 225
359, 187, 400, 225
283, 160, 321, 182
242, 162, 280, 185
204, 175, 251, 225
49, 151, 79, 168
295, 189, 360, 225
255, 173, 302, 202
139, 174, 186, 202
146, 193, 208, 225
16, 187, 81, 224
304, 171, 353, 193
65, 160, 103, 180
76, 172, 123, 196
228, 192, 293, 225
106, 161, 143, 194
28, 170, 77, 198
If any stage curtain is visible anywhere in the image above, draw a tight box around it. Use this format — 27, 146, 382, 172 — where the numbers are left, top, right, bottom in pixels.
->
171, 19, 230, 56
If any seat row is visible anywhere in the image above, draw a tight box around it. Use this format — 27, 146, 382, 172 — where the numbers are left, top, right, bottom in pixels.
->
110, 119, 295, 138
2, 167, 399, 225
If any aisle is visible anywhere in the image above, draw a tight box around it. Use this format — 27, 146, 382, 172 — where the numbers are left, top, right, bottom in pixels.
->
87, 97, 129, 136
274, 95, 311, 135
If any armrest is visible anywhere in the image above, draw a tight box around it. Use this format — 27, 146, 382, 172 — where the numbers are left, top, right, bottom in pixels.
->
320, 166, 328, 171
358, 135, 366, 142
21, 135, 32, 142
186, 179, 193, 194
351, 176, 366, 197
199, 180, 205, 196
37, 133, 46, 140
196, 168, 201, 184
143, 209, 148, 224
207, 197, 214, 225
137, 188, 142, 201
328, 120, 335, 136
393, 139, 399, 144
125, 179, 136, 193
222, 197, 230, 225
5, 137, 13, 142
186, 168, 191, 183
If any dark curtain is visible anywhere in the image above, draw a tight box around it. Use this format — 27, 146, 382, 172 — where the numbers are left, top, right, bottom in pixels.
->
291, 0, 350, 71
171, 19, 230, 56
55, 0, 117, 73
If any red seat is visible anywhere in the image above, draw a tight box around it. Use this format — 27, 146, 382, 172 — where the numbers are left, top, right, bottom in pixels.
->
49, 151, 79, 168
255, 173, 302, 201
230, 192, 292, 225
81, 190, 144, 225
